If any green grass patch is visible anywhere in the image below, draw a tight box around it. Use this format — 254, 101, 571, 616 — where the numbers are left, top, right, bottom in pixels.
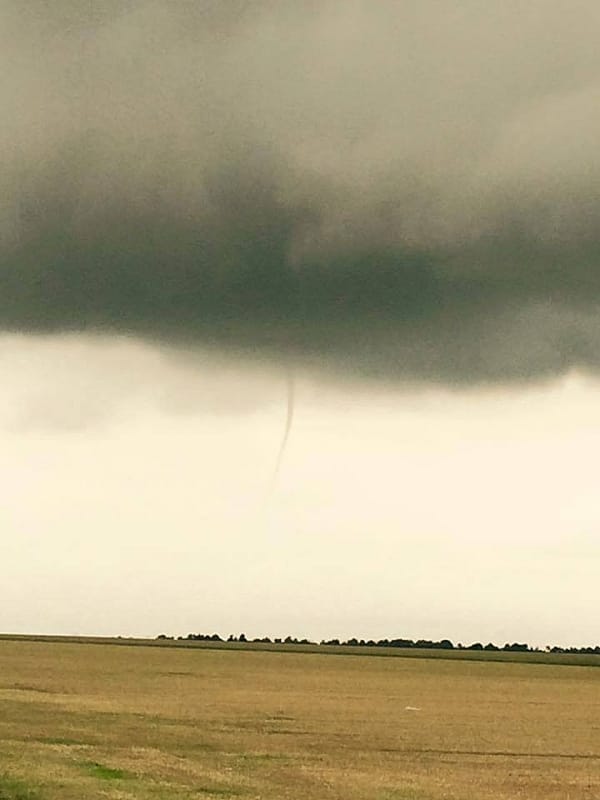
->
83, 762, 129, 781
0, 775, 40, 800
195, 785, 246, 797
36, 736, 85, 747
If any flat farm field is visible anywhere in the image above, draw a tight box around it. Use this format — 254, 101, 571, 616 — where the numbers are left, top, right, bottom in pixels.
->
0, 639, 599, 800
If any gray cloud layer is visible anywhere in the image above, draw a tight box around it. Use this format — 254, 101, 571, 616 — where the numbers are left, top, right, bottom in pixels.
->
2, 1, 600, 382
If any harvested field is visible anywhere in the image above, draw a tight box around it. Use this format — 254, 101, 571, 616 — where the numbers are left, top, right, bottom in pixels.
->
0, 638, 599, 799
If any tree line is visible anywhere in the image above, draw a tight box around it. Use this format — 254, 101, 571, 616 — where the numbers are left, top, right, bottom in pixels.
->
155, 632, 600, 655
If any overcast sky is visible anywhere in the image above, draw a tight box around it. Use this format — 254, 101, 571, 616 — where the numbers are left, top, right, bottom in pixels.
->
2, 1, 600, 646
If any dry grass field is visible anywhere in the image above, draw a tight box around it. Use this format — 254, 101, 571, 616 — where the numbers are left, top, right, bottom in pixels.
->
0, 638, 599, 800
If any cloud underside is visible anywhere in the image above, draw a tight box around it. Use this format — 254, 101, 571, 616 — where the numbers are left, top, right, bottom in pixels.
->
2, 1, 600, 383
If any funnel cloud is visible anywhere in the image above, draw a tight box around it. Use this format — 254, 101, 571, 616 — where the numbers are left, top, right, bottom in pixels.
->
2, 1, 600, 382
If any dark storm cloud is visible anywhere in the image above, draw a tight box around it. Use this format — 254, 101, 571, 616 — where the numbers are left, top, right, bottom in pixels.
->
2, 0, 600, 383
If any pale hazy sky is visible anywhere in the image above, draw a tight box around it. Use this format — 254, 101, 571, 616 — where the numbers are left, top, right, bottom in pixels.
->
1, 334, 598, 647
2, 1, 600, 646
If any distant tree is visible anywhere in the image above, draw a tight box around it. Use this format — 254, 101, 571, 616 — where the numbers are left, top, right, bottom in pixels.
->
415, 639, 434, 649
149, 630, 600, 656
